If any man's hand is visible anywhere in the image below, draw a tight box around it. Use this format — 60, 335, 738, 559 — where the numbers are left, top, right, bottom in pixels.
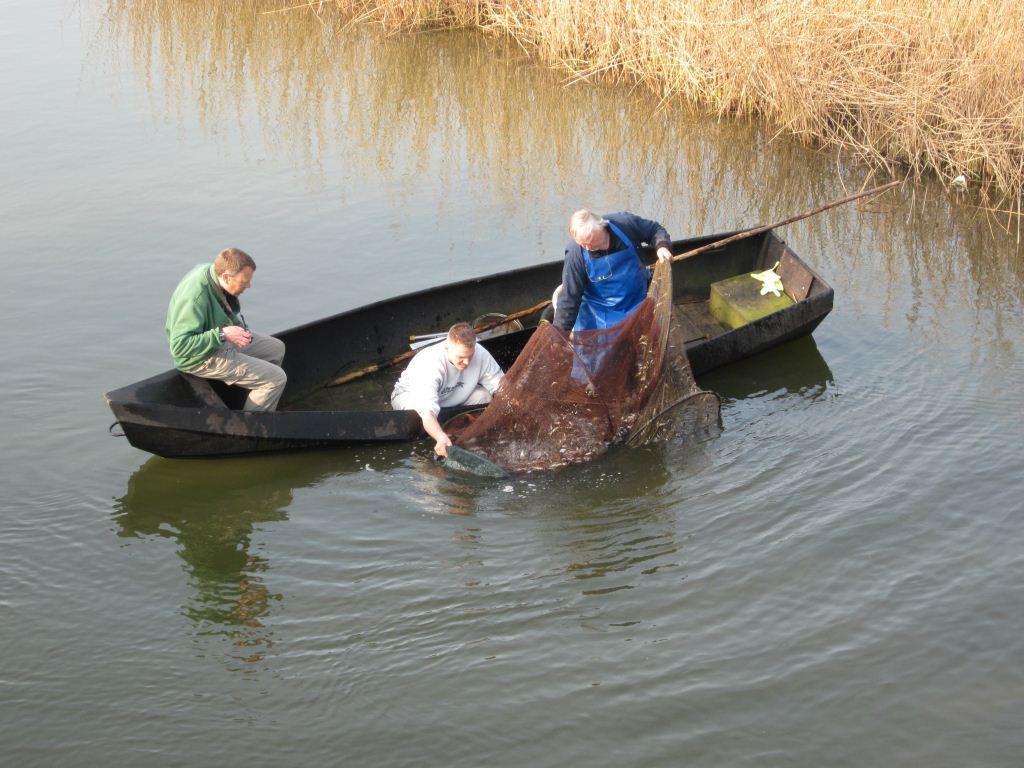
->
434, 434, 453, 457
422, 412, 452, 457
656, 246, 674, 263
223, 325, 252, 347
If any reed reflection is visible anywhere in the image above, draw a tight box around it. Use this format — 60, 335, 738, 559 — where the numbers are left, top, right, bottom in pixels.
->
100, 1, 874, 226
100, 2, 1024, 356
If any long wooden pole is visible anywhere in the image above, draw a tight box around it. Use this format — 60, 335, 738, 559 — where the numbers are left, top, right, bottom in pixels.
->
327, 179, 901, 389
668, 179, 901, 263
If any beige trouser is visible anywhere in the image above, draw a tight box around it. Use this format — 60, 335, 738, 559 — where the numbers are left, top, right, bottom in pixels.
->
187, 332, 287, 411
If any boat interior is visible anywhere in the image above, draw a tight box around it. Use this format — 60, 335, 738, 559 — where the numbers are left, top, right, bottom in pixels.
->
280, 300, 733, 414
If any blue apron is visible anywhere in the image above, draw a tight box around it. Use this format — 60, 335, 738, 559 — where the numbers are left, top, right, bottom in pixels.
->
573, 221, 649, 332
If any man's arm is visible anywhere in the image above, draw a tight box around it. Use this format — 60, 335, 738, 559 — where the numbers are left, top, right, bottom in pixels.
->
399, 353, 450, 454
608, 211, 672, 255
553, 246, 587, 331
420, 411, 453, 456
167, 297, 222, 368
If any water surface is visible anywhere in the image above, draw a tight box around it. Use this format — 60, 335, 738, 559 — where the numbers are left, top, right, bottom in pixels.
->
1, 2, 1022, 766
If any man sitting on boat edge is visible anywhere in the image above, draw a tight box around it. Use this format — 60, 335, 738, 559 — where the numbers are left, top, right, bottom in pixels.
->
165, 247, 287, 411
553, 209, 674, 332
390, 322, 504, 457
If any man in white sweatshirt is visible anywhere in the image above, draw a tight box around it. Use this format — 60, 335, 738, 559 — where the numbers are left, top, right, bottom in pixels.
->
391, 322, 505, 457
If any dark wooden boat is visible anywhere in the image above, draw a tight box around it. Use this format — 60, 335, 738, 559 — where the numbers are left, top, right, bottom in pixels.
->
105, 229, 833, 458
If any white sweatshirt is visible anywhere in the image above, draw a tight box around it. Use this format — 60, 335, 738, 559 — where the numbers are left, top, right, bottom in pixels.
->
391, 341, 504, 418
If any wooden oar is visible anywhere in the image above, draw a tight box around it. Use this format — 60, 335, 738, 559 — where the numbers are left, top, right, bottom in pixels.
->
327, 179, 900, 389
326, 298, 552, 387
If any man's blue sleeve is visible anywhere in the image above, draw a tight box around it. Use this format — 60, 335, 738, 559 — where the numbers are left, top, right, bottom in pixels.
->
554, 245, 586, 331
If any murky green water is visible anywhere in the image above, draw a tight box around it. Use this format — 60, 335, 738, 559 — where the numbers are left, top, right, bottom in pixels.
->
2, 2, 1023, 766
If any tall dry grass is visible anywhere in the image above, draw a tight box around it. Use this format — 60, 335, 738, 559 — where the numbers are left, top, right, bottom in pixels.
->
316, 0, 1024, 216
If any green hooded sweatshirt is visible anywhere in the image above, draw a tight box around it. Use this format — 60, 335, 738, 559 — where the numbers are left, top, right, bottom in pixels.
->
165, 263, 243, 370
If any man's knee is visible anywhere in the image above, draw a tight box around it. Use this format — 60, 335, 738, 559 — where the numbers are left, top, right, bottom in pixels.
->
248, 333, 286, 366
245, 364, 287, 411
268, 336, 286, 365
265, 364, 287, 390
258, 335, 286, 366
247, 361, 286, 397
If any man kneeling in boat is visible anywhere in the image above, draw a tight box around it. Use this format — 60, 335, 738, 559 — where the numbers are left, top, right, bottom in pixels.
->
391, 322, 504, 457
165, 247, 287, 411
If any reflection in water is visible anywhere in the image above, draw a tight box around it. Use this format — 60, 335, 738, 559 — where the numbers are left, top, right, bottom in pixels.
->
700, 335, 835, 401
99, 1, 1024, 353
100, 1, 876, 227
408, 452, 483, 519
800, 193, 1024, 351
400, 441, 688, 604
115, 457, 294, 666
112, 452, 395, 666
527, 454, 681, 601
405, 451, 500, 589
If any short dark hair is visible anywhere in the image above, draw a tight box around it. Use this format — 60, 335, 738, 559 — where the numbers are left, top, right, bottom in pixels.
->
213, 248, 256, 277
447, 322, 477, 347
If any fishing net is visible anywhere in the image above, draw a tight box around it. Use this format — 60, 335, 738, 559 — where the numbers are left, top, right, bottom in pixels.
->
451, 261, 721, 473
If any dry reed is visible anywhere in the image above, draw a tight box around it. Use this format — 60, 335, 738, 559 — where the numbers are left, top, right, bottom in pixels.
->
314, 0, 1024, 216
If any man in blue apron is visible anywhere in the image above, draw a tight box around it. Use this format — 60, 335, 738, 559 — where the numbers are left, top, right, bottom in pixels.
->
553, 210, 674, 333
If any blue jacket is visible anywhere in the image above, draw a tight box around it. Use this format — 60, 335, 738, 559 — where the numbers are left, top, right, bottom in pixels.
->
553, 211, 671, 331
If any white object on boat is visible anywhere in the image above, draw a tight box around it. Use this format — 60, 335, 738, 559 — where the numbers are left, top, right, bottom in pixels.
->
750, 261, 784, 298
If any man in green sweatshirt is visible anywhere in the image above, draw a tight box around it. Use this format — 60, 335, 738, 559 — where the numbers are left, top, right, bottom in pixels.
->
165, 248, 287, 411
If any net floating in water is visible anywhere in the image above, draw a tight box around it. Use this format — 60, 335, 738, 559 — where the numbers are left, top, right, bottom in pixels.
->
453, 261, 721, 473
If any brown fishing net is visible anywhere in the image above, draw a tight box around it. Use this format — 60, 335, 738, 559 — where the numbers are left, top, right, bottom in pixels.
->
451, 261, 721, 473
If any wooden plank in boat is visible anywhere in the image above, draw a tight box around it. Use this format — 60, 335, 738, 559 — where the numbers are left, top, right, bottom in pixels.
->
780, 249, 815, 301
672, 303, 707, 344
179, 373, 227, 409
675, 301, 729, 343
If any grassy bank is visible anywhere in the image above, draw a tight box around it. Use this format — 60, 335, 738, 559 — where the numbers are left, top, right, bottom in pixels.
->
318, 0, 1024, 217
